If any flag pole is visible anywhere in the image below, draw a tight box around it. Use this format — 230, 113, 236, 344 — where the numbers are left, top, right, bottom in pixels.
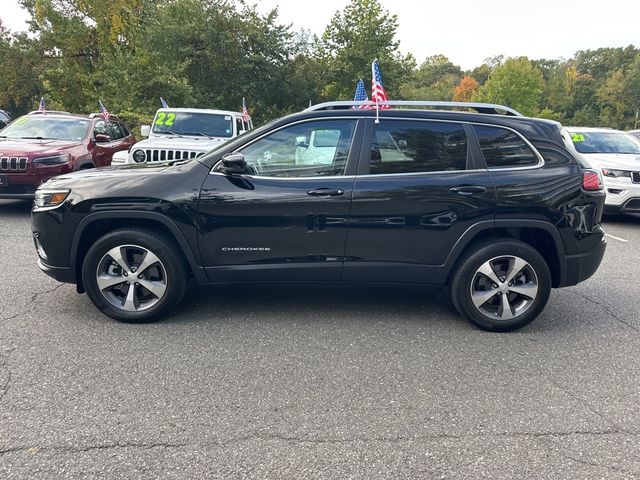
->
373, 61, 380, 124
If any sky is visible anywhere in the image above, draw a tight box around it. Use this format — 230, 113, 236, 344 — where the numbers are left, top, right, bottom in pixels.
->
2, 0, 639, 70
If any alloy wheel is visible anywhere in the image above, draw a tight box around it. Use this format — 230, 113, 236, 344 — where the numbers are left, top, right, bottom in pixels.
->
469, 255, 539, 321
95, 244, 168, 312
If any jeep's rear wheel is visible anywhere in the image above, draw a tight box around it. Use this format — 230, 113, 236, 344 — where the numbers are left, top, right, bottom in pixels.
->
82, 229, 187, 322
451, 240, 551, 332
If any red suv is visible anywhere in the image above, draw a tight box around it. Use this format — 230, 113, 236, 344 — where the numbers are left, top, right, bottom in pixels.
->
0, 111, 136, 199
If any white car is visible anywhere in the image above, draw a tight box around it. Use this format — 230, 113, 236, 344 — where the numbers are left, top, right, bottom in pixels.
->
564, 126, 640, 214
112, 108, 252, 165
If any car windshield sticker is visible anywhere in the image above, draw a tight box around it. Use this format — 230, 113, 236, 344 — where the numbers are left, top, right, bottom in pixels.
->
155, 112, 176, 127
225, 116, 231, 120
571, 133, 585, 142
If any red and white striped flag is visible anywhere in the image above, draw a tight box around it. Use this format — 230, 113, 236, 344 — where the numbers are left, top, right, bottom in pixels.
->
242, 97, 249, 123
98, 100, 110, 122
371, 60, 390, 109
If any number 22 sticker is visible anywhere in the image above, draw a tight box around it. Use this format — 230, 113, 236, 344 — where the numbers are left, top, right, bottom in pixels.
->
156, 112, 176, 127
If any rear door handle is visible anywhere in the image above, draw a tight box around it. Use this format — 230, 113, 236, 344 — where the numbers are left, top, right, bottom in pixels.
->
307, 188, 345, 197
449, 185, 487, 195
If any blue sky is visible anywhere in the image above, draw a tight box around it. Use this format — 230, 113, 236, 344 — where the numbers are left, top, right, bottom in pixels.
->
3, 0, 639, 70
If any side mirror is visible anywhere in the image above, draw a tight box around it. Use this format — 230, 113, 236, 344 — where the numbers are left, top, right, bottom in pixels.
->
220, 153, 250, 175
140, 125, 151, 137
94, 134, 111, 143
398, 140, 408, 150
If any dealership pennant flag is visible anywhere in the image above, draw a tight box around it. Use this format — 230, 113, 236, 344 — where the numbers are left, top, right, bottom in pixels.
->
353, 79, 371, 109
242, 97, 250, 123
371, 60, 390, 108
160, 97, 169, 108
98, 100, 110, 122
38, 97, 46, 112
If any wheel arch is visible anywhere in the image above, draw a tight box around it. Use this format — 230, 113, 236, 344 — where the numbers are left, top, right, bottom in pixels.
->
71, 211, 207, 293
444, 220, 565, 288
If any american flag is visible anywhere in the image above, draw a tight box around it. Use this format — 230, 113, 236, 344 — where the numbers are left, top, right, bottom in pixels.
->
353, 79, 370, 109
371, 60, 390, 109
160, 97, 169, 108
98, 100, 110, 122
38, 97, 46, 112
242, 97, 250, 123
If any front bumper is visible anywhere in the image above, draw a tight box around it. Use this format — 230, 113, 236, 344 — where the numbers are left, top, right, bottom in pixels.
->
0, 184, 37, 199
602, 176, 640, 213
1, 163, 74, 198
37, 257, 76, 284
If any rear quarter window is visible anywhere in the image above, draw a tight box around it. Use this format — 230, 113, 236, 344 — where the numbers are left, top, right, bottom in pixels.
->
473, 125, 539, 168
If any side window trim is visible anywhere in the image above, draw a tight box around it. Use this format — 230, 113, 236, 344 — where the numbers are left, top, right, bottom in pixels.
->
463, 123, 487, 170
471, 122, 545, 171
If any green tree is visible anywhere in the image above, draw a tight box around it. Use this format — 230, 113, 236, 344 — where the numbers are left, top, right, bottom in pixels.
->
473, 56, 544, 116
400, 54, 462, 100
316, 0, 414, 100
0, 21, 43, 114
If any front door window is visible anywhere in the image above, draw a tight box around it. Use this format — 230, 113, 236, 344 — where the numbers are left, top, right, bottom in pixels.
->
239, 120, 357, 177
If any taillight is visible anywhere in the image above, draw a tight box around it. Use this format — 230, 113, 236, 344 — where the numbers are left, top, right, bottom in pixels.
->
582, 170, 603, 191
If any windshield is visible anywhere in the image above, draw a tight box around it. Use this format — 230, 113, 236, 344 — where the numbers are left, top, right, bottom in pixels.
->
0, 116, 91, 141
570, 131, 640, 154
152, 111, 234, 138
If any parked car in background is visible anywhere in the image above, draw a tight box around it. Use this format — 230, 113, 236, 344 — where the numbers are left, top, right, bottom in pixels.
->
628, 130, 640, 141
0, 109, 12, 129
564, 126, 640, 214
32, 101, 606, 332
111, 108, 252, 165
0, 111, 136, 199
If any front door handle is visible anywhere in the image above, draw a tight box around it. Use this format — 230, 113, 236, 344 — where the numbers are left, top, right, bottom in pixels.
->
307, 188, 345, 197
449, 185, 487, 195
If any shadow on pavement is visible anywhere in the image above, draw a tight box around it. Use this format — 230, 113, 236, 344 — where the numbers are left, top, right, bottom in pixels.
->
164, 282, 465, 329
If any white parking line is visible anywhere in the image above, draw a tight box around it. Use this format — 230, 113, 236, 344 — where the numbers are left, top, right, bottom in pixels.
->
605, 233, 629, 243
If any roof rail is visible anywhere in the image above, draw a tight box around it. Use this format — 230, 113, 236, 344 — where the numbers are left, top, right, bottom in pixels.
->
88, 113, 120, 120
306, 101, 523, 116
27, 110, 71, 116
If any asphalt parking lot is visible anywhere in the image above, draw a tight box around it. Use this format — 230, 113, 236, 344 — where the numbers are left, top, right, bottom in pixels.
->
1, 199, 639, 479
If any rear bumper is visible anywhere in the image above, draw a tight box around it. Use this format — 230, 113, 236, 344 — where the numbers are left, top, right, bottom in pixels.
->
560, 237, 606, 287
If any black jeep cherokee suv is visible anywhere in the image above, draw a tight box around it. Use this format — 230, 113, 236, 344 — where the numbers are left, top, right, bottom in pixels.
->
31, 101, 606, 331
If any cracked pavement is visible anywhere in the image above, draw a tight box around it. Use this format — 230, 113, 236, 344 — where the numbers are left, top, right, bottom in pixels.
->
1, 199, 640, 479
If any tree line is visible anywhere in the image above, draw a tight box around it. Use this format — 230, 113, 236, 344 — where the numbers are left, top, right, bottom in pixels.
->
1, 0, 638, 131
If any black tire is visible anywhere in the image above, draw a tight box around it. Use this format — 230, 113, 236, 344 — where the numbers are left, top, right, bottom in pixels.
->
82, 228, 187, 323
450, 239, 551, 332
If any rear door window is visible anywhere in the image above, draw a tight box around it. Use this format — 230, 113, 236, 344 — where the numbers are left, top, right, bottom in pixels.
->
368, 120, 468, 175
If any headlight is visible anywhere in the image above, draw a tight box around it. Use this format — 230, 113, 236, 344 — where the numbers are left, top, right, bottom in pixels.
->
601, 168, 630, 178
132, 149, 146, 162
34, 189, 70, 210
33, 154, 71, 165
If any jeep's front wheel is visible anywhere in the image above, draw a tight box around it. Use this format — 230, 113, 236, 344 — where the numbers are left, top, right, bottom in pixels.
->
82, 229, 187, 322
450, 240, 551, 332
